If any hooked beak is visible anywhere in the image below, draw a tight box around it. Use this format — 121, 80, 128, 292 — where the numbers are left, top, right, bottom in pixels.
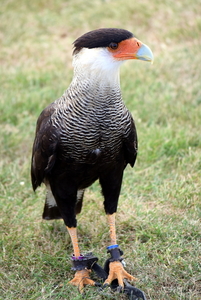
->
135, 43, 154, 63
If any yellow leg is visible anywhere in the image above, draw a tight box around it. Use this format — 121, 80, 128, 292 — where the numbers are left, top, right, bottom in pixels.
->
105, 214, 137, 287
67, 226, 95, 292
67, 227, 80, 258
107, 213, 117, 245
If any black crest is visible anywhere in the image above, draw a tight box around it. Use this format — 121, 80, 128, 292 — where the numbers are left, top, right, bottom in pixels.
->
73, 28, 134, 54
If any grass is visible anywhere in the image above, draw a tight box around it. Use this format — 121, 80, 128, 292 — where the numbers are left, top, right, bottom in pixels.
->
0, 0, 201, 299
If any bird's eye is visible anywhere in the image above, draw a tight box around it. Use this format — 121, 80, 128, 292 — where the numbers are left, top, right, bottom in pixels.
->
109, 42, 118, 50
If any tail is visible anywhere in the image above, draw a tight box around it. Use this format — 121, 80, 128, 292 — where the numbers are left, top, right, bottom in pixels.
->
42, 185, 62, 220
75, 189, 85, 214
42, 186, 85, 220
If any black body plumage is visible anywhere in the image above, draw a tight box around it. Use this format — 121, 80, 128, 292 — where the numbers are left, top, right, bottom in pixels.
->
31, 28, 138, 228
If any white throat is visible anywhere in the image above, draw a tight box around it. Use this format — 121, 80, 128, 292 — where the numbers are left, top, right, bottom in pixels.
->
71, 47, 124, 90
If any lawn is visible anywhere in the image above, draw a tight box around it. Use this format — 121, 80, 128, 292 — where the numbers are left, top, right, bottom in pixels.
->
0, 0, 201, 299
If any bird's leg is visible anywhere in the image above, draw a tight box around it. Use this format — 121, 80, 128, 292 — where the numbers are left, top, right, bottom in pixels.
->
67, 226, 80, 257
67, 227, 96, 292
104, 213, 137, 288
108, 213, 117, 245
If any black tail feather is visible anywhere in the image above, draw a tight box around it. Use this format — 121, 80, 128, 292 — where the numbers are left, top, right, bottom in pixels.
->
42, 203, 62, 220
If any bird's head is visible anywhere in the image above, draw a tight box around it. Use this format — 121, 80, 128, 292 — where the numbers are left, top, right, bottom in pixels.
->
72, 28, 154, 86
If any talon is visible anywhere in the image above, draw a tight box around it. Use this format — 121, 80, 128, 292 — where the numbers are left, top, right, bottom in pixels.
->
69, 269, 95, 293
104, 261, 137, 287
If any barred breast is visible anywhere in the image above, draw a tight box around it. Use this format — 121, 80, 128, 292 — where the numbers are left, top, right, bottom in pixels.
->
50, 80, 132, 164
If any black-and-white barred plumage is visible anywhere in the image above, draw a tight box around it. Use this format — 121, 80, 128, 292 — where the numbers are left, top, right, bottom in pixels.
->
50, 81, 135, 164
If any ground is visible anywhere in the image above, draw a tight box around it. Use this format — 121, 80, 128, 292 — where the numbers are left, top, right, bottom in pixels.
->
0, 0, 201, 299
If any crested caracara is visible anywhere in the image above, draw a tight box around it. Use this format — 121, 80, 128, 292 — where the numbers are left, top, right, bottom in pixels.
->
31, 28, 153, 293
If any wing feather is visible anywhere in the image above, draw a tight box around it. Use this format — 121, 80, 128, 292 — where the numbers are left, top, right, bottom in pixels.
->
31, 103, 59, 190
123, 115, 138, 167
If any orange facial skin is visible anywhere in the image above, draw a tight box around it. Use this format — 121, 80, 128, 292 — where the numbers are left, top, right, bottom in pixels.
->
108, 37, 143, 60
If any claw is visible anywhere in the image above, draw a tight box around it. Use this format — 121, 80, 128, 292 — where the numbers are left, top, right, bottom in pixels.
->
104, 261, 137, 287
69, 269, 95, 293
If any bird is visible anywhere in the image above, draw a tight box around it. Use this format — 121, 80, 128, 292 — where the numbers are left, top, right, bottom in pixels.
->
31, 28, 153, 292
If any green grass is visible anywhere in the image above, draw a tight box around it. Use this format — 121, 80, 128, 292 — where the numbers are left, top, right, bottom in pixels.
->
1, 0, 201, 299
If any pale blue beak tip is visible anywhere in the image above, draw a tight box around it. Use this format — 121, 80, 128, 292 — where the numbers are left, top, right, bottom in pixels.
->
136, 44, 154, 63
